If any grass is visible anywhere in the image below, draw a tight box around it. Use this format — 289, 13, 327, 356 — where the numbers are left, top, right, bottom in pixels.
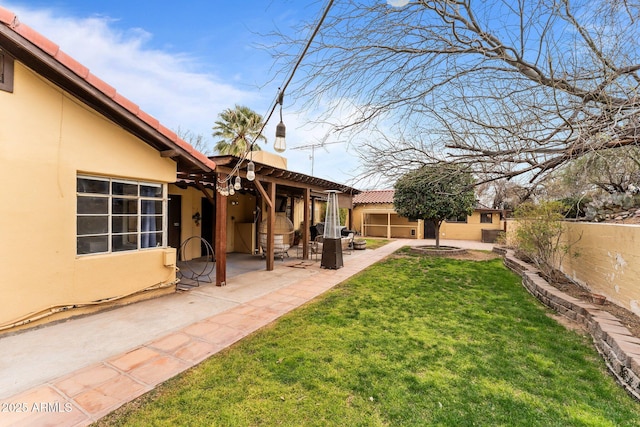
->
361, 238, 391, 250
95, 248, 640, 426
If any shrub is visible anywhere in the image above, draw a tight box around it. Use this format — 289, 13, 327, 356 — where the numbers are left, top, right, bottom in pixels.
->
513, 201, 580, 278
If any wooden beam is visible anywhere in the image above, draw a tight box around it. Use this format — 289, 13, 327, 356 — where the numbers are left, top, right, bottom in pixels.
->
161, 149, 179, 158
303, 187, 310, 260
254, 179, 273, 208
253, 179, 275, 270
194, 180, 215, 206
214, 164, 358, 196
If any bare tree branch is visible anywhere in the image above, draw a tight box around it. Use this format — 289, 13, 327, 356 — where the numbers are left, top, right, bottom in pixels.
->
268, 0, 640, 190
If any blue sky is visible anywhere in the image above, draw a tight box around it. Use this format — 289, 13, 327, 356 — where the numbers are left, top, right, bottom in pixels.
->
4, 1, 366, 186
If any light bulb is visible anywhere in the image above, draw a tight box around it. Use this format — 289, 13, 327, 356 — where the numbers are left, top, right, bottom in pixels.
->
274, 121, 286, 153
247, 161, 255, 181
234, 176, 241, 190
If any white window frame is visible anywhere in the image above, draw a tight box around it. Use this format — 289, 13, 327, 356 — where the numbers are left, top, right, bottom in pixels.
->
76, 175, 167, 255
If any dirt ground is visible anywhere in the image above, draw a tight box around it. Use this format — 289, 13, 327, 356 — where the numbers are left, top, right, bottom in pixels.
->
451, 250, 640, 338
446, 250, 503, 262
545, 273, 640, 337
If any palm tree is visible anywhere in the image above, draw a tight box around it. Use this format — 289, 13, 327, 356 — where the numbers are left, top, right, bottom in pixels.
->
212, 105, 266, 156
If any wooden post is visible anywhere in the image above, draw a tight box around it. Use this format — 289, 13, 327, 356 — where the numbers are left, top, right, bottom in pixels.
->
267, 182, 276, 271
215, 177, 227, 286
254, 179, 275, 271
303, 187, 310, 259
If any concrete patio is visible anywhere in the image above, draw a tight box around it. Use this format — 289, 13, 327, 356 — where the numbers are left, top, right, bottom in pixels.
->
0, 239, 494, 426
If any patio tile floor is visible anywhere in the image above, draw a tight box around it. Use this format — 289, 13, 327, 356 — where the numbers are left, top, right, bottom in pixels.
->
0, 239, 494, 426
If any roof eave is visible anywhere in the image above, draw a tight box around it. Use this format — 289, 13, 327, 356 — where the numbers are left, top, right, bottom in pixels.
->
207, 155, 361, 194
0, 18, 215, 174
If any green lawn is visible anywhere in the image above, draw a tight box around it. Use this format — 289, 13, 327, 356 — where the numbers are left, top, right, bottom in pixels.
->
361, 238, 391, 250
96, 248, 640, 426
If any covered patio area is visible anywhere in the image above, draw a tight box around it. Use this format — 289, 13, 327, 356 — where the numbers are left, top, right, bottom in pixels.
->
175, 251, 304, 289
173, 154, 360, 286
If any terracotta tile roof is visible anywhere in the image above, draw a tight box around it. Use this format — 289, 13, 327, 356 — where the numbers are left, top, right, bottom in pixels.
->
0, 7, 216, 172
353, 189, 395, 205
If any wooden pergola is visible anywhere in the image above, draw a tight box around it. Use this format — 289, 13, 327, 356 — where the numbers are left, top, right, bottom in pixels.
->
177, 155, 360, 286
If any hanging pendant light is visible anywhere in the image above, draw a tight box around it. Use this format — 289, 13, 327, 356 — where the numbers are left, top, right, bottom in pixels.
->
274, 121, 286, 153
274, 90, 286, 153
246, 161, 255, 181
234, 175, 242, 190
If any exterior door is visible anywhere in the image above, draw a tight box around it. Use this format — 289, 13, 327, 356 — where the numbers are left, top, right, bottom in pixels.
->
424, 220, 436, 239
168, 195, 182, 251
201, 197, 215, 256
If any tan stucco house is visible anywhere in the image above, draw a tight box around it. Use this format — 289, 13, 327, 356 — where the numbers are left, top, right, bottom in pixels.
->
0, 7, 217, 333
352, 190, 505, 242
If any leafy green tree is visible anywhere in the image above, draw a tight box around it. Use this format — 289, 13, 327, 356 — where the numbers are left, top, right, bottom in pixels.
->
394, 165, 475, 248
212, 105, 266, 156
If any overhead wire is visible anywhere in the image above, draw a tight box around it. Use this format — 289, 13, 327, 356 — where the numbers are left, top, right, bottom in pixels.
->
217, 0, 335, 188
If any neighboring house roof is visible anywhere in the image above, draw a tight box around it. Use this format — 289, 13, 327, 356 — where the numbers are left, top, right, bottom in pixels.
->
0, 7, 215, 173
354, 189, 504, 212
474, 201, 504, 212
353, 190, 395, 205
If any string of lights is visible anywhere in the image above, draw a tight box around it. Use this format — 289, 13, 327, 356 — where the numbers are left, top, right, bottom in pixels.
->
215, 0, 335, 195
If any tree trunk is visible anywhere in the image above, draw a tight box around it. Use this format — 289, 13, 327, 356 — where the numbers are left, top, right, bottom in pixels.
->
434, 221, 441, 249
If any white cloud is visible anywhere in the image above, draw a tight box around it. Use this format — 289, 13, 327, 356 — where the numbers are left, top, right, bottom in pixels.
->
4, 3, 370, 187
387, 0, 410, 7
6, 4, 258, 146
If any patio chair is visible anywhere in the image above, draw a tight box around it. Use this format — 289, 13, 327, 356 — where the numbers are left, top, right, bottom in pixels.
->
311, 235, 324, 260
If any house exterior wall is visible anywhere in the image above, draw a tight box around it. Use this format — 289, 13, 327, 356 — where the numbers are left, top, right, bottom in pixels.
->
353, 204, 422, 239
440, 211, 503, 241
353, 204, 503, 241
228, 192, 257, 253
292, 197, 305, 235
0, 61, 178, 332
168, 185, 258, 256
250, 151, 287, 170
167, 185, 206, 259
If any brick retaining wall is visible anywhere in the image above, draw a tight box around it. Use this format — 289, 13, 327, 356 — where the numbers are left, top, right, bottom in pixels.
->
494, 246, 640, 401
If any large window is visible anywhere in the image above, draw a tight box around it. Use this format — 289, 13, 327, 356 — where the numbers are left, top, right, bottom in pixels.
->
480, 213, 493, 224
0, 50, 14, 93
77, 176, 166, 255
446, 214, 468, 223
